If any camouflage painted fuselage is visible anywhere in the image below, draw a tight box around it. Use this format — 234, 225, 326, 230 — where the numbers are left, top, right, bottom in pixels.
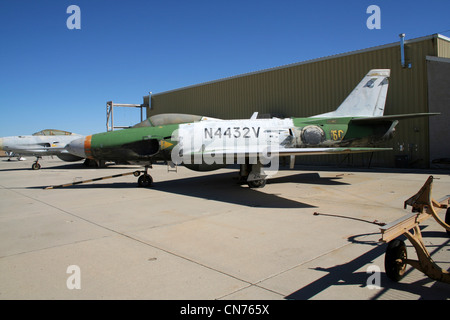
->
66, 115, 394, 169
67, 124, 178, 164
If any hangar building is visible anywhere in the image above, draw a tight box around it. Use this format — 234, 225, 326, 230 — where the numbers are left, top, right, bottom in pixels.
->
144, 33, 450, 168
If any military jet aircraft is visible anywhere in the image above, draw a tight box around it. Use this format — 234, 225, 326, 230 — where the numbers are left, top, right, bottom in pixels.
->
66, 69, 437, 188
0, 129, 84, 169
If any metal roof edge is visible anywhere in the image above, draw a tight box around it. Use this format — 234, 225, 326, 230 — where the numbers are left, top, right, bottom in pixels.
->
152, 33, 446, 97
437, 33, 450, 42
426, 55, 450, 63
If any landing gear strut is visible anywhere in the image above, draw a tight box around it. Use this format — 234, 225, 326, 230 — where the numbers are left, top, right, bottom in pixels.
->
32, 157, 42, 170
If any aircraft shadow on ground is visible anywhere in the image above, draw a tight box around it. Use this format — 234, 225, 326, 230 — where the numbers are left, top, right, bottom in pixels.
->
147, 172, 323, 209
31, 171, 349, 209
268, 172, 346, 186
285, 228, 450, 300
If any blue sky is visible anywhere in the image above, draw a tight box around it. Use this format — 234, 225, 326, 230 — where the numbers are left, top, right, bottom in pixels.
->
1, 0, 449, 136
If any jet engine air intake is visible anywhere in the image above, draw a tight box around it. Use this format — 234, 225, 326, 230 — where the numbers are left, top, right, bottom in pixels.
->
301, 125, 325, 146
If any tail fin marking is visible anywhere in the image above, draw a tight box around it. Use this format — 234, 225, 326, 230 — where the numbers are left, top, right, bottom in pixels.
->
311, 69, 390, 118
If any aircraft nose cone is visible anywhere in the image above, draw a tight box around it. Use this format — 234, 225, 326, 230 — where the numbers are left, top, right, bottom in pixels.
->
67, 137, 87, 158
0, 138, 3, 151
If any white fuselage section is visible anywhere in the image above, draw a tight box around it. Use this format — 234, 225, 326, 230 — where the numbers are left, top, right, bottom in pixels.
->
172, 118, 296, 167
180, 118, 294, 151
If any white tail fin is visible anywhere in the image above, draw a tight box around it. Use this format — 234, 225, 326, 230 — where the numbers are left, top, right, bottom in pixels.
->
312, 69, 390, 118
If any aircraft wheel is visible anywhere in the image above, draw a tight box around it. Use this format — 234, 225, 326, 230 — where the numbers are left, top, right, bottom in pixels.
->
445, 208, 450, 236
138, 174, 153, 187
31, 162, 41, 170
384, 239, 407, 282
247, 179, 267, 188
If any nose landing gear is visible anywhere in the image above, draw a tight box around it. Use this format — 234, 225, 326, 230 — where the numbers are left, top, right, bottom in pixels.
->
136, 165, 153, 187
32, 157, 42, 170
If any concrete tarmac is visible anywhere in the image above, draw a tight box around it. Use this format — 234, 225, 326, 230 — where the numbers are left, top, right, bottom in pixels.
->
0, 157, 449, 300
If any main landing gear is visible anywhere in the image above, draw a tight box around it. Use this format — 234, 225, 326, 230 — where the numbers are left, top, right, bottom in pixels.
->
240, 163, 267, 188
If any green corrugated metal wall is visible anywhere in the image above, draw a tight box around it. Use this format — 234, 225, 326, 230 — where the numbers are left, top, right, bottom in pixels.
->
148, 34, 450, 168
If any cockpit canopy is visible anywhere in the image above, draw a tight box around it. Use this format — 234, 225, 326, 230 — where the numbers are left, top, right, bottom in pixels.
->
32, 129, 76, 136
132, 113, 207, 128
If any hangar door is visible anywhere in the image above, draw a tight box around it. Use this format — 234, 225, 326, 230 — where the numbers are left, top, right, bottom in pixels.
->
427, 56, 450, 167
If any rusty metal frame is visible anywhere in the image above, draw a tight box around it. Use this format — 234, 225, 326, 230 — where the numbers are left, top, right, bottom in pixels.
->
380, 176, 450, 283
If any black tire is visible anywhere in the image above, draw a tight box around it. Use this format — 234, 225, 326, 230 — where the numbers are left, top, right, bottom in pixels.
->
247, 179, 267, 188
31, 162, 41, 170
138, 174, 153, 187
385, 239, 407, 282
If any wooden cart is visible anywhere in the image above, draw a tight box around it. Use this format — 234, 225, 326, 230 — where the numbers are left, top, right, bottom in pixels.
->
379, 176, 450, 283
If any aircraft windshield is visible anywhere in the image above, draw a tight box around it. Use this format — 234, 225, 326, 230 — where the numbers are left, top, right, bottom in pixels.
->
32, 129, 74, 136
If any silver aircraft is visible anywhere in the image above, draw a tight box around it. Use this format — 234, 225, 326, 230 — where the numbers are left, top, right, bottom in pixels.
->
0, 129, 84, 169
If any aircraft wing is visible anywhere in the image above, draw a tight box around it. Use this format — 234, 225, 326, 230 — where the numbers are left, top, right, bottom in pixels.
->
351, 113, 440, 124
179, 146, 392, 171
266, 147, 392, 156
189, 146, 392, 157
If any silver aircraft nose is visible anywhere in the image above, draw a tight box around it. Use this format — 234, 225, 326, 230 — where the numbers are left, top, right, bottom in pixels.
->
66, 137, 86, 158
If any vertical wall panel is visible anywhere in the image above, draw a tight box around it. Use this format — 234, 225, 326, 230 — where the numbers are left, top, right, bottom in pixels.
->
438, 36, 450, 58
